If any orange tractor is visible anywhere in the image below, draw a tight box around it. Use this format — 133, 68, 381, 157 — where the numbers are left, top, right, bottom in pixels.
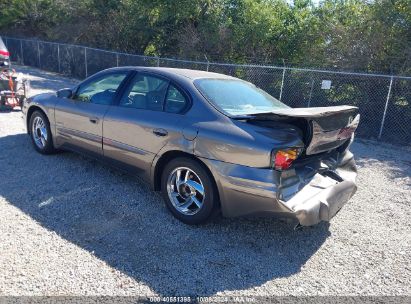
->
1, 37, 28, 111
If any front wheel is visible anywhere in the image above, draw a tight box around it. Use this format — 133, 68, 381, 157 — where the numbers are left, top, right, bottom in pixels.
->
29, 110, 56, 154
161, 157, 219, 225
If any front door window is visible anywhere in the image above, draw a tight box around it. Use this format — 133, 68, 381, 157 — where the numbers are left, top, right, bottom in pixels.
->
74, 72, 128, 105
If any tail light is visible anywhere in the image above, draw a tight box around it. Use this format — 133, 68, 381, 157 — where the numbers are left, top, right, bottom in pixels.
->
0, 50, 10, 57
272, 148, 300, 170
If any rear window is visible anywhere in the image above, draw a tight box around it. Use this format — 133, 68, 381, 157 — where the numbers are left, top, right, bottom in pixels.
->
195, 78, 289, 116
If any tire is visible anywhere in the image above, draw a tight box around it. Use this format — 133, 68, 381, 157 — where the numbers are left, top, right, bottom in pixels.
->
161, 157, 219, 225
29, 110, 56, 154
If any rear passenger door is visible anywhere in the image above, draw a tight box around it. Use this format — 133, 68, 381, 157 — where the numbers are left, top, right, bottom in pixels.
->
103, 72, 190, 179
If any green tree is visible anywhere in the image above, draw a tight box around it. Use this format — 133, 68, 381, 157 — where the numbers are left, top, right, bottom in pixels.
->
0, 0, 409, 74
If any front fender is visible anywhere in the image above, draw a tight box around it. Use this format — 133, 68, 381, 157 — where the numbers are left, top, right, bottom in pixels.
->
24, 93, 58, 134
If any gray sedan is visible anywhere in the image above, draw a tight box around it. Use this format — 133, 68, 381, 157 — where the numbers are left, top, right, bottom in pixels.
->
22, 67, 359, 226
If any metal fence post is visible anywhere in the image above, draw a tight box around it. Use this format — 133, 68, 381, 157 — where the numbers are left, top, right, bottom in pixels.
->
156, 57, 160, 67
307, 79, 314, 107
116, 53, 119, 67
84, 47, 88, 78
279, 66, 286, 101
37, 40, 41, 68
204, 55, 210, 71
378, 76, 394, 139
57, 44, 61, 73
20, 39, 24, 64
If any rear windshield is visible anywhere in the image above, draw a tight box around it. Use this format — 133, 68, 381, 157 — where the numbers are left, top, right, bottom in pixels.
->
194, 78, 289, 116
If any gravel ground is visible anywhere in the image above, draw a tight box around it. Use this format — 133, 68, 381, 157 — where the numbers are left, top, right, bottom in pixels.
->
0, 66, 410, 297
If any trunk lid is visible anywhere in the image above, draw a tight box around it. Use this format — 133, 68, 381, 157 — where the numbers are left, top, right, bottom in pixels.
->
243, 105, 360, 155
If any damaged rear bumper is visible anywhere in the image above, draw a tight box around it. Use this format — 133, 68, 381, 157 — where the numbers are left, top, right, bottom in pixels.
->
280, 172, 357, 226
200, 150, 357, 226
278, 150, 357, 226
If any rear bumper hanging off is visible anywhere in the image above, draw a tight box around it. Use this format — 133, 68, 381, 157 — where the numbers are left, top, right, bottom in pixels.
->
280, 173, 357, 226
279, 151, 357, 226
200, 149, 357, 226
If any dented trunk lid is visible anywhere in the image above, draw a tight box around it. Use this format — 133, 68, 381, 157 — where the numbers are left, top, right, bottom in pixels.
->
243, 105, 360, 155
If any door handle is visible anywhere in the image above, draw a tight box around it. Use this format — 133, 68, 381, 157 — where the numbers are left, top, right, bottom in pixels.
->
89, 117, 99, 124
153, 128, 168, 137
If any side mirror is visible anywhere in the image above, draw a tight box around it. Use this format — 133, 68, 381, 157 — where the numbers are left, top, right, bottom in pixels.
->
56, 88, 73, 99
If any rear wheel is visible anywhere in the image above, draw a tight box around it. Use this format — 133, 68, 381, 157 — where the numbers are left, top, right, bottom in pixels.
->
29, 110, 56, 154
161, 157, 219, 225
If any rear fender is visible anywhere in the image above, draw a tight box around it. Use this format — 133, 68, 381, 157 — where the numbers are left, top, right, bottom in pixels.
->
193, 119, 304, 168
149, 137, 196, 190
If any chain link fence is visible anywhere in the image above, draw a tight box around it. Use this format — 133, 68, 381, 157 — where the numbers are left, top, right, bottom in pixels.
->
2, 36, 410, 146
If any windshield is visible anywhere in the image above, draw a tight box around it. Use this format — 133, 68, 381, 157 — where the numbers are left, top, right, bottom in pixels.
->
195, 78, 289, 116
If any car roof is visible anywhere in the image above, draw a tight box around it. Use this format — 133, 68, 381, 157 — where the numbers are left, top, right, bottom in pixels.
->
105, 66, 237, 81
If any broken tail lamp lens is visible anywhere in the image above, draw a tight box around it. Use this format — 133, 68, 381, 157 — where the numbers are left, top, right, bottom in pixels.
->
273, 148, 300, 170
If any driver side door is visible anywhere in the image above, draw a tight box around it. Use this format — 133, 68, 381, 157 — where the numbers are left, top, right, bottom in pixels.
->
54, 71, 129, 156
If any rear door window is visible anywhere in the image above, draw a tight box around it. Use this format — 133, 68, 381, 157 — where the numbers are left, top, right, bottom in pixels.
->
165, 84, 188, 113
119, 74, 169, 111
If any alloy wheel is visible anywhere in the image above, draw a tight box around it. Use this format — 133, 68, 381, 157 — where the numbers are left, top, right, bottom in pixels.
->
166, 167, 205, 215
32, 116, 48, 149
